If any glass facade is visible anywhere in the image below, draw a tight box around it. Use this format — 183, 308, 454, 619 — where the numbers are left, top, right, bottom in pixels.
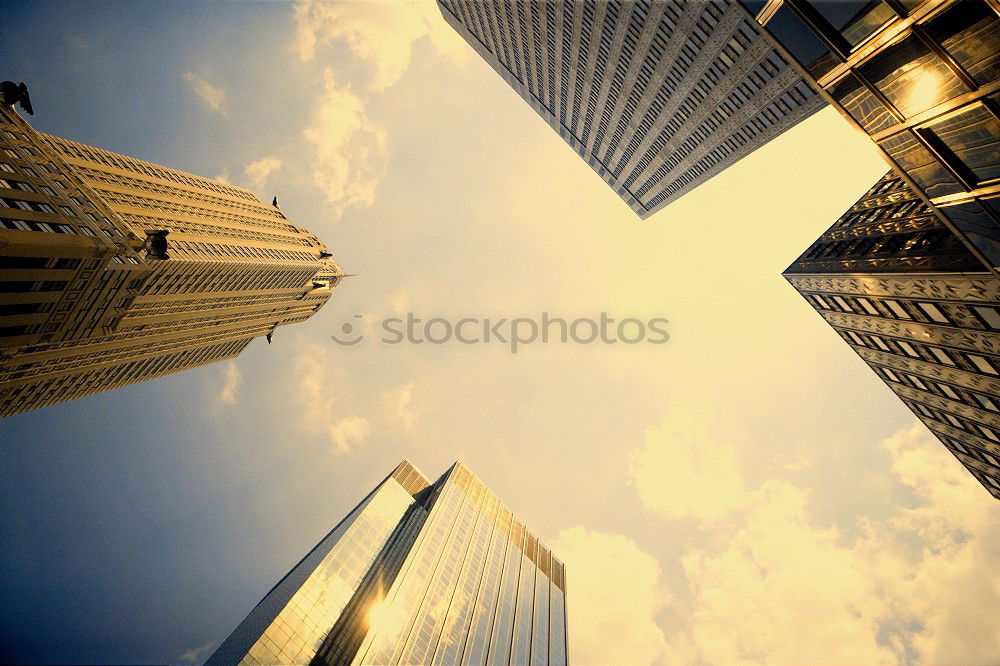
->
784, 171, 1000, 499
754, 0, 1000, 270
207, 461, 569, 665
436, 0, 825, 218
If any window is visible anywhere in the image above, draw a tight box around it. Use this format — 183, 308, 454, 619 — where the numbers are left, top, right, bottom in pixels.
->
879, 131, 963, 198
945, 413, 963, 428
914, 402, 933, 417
804, 0, 895, 48
929, 346, 955, 365
882, 367, 901, 382
833, 296, 853, 311
857, 298, 879, 315
973, 393, 997, 411
917, 302, 950, 324
972, 306, 1000, 330
870, 335, 891, 351
925, 0, 1000, 86
918, 104, 1000, 185
979, 426, 999, 442
906, 374, 928, 390
764, 5, 838, 78
897, 340, 919, 357
884, 300, 911, 319
968, 354, 998, 375
859, 33, 970, 118
937, 383, 960, 400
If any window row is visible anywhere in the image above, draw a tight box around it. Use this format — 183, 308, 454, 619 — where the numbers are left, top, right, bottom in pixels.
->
808, 291, 1000, 331
878, 365, 998, 412
910, 400, 1000, 445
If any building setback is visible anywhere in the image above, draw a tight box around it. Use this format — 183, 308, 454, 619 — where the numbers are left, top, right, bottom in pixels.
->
750, 0, 1000, 272
785, 170, 1000, 498
437, 0, 825, 218
0, 104, 343, 417
206, 460, 569, 665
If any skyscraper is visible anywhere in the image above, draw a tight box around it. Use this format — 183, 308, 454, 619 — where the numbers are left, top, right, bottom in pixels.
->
750, 0, 1000, 273
785, 170, 1000, 498
0, 102, 342, 417
437, 0, 826, 218
206, 460, 569, 665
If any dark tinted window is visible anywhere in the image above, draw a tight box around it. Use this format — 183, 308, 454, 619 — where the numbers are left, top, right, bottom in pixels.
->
765, 5, 839, 78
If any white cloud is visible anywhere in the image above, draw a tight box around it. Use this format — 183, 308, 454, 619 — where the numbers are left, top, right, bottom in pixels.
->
218, 361, 241, 406
243, 155, 283, 190
629, 403, 747, 521
292, 341, 371, 455
549, 526, 668, 665
328, 415, 373, 456
634, 417, 1000, 665
383, 382, 417, 431
182, 71, 226, 113
178, 641, 216, 664
302, 69, 388, 216
293, 0, 466, 91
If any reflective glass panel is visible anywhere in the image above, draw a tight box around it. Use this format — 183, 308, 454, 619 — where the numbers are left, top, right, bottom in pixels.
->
939, 200, 1000, 268
830, 72, 897, 133
766, 5, 840, 78
879, 131, 963, 197
805, 0, 897, 47
925, 0, 1000, 86
859, 33, 970, 117
922, 104, 1000, 183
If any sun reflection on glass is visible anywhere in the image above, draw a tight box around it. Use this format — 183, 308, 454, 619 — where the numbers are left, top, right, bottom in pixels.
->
904, 68, 943, 114
367, 596, 405, 635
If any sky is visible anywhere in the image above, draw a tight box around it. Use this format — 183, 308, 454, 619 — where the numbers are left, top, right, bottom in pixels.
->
1, 1, 998, 664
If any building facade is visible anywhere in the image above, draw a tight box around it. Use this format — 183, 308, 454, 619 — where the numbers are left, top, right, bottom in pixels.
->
437, 0, 826, 218
750, 0, 1000, 272
0, 104, 342, 417
207, 460, 569, 666
785, 170, 1000, 498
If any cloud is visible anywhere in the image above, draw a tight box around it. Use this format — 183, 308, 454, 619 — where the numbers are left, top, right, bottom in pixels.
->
383, 382, 417, 430
218, 361, 241, 406
243, 156, 283, 190
629, 403, 747, 521
302, 70, 388, 216
292, 341, 371, 455
639, 417, 1000, 665
549, 526, 667, 665
328, 415, 373, 455
182, 71, 226, 113
178, 641, 216, 664
292, 0, 466, 90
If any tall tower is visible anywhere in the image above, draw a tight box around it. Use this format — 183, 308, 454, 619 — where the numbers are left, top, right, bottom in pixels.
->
0, 103, 343, 417
206, 460, 569, 666
785, 170, 1000, 498
749, 0, 1000, 274
436, 0, 826, 218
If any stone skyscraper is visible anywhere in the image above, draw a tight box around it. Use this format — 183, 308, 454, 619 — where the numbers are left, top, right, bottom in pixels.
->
0, 102, 343, 417
207, 460, 568, 666
785, 171, 1000, 498
437, 0, 826, 218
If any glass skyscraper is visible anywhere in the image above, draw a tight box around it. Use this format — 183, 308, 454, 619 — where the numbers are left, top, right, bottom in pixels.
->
206, 460, 569, 665
750, 0, 1000, 271
436, 0, 825, 218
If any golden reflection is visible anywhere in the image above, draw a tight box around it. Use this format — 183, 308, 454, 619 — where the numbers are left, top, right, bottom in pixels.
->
904, 68, 944, 113
367, 594, 406, 636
